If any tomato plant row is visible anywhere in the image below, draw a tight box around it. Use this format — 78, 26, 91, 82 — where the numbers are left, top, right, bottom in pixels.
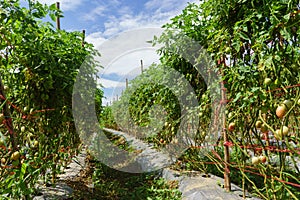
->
102, 0, 300, 199
0, 0, 100, 198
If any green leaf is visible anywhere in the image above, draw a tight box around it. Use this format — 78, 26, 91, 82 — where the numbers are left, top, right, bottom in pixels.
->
49, 13, 56, 21
20, 163, 27, 180
239, 31, 249, 40
280, 28, 291, 40
238, 75, 245, 80
49, 3, 57, 11
283, 13, 290, 22
233, 93, 242, 103
274, 55, 281, 61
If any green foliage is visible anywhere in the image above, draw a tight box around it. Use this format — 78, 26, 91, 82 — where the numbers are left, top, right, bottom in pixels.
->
93, 164, 181, 200
99, 106, 118, 129
100, 0, 300, 199
154, 0, 300, 199
0, 0, 100, 198
91, 131, 181, 200
95, 88, 104, 119
109, 64, 202, 146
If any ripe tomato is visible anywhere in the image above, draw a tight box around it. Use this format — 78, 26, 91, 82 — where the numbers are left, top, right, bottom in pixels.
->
228, 122, 236, 132
259, 155, 267, 163
276, 105, 287, 118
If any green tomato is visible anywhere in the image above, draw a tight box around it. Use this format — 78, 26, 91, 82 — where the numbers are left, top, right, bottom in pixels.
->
4, 85, 9, 92
11, 151, 20, 161
283, 100, 293, 110
261, 124, 268, 133
255, 121, 262, 129
228, 112, 234, 119
1, 157, 6, 164
0, 113, 5, 123
23, 106, 28, 112
21, 126, 26, 133
32, 140, 39, 148
252, 156, 260, 165
281, 126, 289, 136
264, 78, 272, 86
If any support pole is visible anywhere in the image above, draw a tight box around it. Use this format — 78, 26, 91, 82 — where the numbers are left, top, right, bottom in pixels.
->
82, 30, 85, 47
56, 2, 61, 30
220, 63, 231, 192
140, 60, 144, 74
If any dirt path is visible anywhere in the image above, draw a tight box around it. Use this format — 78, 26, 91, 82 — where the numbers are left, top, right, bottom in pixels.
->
33, 148, 99, 200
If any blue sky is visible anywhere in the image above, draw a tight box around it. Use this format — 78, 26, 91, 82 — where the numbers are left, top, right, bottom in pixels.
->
36, 0, 196, 34
26, 0, 198, 105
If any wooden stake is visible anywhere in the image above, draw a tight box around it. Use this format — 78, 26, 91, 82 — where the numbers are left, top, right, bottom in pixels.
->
140, 60, 144, 74
82, 30, 86, 47
220, 73, 231, 192
126, 78, 128, 89
56, 2, 61, 30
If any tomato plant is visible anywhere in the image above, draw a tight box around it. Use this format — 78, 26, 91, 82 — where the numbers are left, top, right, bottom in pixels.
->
0, 0, 100, 198
102, 0, 300, 199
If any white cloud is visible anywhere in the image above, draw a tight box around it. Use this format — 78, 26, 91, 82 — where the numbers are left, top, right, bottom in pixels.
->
89, 29, 163, 104
97, 49, 160, 105
85, 32, 107, 47
84, 0, 197, 38
83, 5, 107, 21
102, 14, 145, 37
83, 0, 123, 22
94, 28, 163, 71
94, 32, 162, 105
99, 78, 125, 88
108, 0, 121, 7
100, 49, 160, 77
36, 0, 83, 11
95, 1, 197, 39
145, 0, 185, 12
117, 6, 133, 16
145, 0, 199, 17
84, 0, 199, 103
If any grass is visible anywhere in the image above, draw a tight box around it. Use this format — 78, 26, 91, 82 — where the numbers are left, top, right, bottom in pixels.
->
88, 129, 182, 200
